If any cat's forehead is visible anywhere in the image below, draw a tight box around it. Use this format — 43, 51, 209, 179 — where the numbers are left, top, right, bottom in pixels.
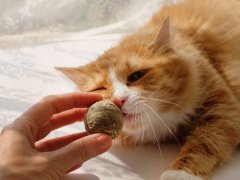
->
98, 51, 149, 73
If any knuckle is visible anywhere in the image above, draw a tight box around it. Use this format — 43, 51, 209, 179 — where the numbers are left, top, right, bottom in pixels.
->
32, 156, 51, 172
1, 124, 19, 136
73, 108, 83, 120
1, 125, 11, 135
40, 95, 60, 113
74, 141, 89, 162
41, 95, 56, 103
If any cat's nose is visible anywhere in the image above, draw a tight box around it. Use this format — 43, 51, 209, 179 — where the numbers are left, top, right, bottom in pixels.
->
111, 96, 128, 108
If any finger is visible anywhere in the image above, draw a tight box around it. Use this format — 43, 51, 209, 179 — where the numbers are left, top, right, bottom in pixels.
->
35, 132, 88, 152
65, 164, 81, 174
36, 108, 87, 140
49, 134, 112, 172
14, 92, 101, 132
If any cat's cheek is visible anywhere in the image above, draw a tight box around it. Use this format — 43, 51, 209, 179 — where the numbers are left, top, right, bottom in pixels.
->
160, 170, 203, 180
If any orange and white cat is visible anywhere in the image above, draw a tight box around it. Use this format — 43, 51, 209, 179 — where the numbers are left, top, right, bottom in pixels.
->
57, 0, 240, 179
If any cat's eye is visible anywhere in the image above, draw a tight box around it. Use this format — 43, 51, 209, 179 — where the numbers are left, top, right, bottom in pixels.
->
127, 70, 147, 85
90, 87, 106, 92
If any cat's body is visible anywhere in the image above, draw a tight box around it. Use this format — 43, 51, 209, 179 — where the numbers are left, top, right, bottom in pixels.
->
58, 0, 240, 179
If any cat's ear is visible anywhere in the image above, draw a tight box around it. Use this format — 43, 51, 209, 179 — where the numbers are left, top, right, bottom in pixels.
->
55, 66, 97, 91
150, 17, 172, 53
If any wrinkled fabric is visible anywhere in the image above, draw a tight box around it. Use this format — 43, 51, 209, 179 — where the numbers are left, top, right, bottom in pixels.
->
0, 0, 165, 132
0, 1, 239, 180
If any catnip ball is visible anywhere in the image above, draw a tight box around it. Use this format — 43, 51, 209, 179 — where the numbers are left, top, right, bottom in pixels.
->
84, 100, 123, 139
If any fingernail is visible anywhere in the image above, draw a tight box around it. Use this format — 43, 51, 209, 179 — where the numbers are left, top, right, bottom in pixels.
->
96, 134, 112, 151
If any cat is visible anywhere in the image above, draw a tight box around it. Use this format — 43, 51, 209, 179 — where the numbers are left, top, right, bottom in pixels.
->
56, 0, 240, 179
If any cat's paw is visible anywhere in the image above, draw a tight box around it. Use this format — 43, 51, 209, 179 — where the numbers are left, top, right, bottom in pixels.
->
160, 170, 203, 180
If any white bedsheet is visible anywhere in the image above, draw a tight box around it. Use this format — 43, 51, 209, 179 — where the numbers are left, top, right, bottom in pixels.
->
0, 33, 240, 180
0, 1, 240, 179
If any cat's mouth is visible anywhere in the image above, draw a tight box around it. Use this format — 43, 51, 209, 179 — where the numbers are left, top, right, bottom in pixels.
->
123, 112, 142, 121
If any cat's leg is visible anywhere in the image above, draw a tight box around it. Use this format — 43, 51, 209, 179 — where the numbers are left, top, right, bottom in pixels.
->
160, 91, 240, 180
160, 170, 203, 180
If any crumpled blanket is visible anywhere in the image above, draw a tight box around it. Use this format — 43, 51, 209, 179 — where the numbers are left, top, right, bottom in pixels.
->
0, 1, 239, 179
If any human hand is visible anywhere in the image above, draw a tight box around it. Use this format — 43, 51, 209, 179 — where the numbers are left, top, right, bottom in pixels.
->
0, 93, 112, 180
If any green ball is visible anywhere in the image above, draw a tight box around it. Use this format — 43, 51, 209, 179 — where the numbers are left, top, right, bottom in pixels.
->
84, 100, 123, 139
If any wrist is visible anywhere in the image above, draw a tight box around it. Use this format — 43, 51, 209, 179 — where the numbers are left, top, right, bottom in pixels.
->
0, 166, 30, 180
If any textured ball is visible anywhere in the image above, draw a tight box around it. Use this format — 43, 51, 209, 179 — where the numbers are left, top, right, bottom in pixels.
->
84, 100, 123, 139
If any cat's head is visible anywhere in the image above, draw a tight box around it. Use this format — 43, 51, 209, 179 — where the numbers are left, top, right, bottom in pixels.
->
57, 18, 199, 145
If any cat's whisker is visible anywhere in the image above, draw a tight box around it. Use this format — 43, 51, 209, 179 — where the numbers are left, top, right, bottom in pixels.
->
124, 101, 139, 111
121, 90, 181, 147
140, 108, 145, 145
122, 94, 143, 114
133, 89, 185, 110
136, 89, 184, 102
134, 101, 144, 147
133, 103, 139, 146
143, 103, 181, 147
120, 91, 181, 147
121, 98, 146, 146
150, 96, 184, 102
140, 96, 186, 112
142, 107, 163, 163
135, 102, 146, 146
125, 92, 181, 146
119, 100, 141, 145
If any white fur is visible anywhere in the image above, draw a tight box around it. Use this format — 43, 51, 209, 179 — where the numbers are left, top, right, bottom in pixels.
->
141, 101, 190, 142
160, 170, 203, 180
109, 69, 129, 101
109, 69, 142, 115
109, 69, 191, 143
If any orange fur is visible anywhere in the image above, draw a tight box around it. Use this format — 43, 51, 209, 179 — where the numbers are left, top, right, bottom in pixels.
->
57, 0, 240, 179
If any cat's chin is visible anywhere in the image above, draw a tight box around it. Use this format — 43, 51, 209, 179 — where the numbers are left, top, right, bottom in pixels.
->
123, 112, 142, 122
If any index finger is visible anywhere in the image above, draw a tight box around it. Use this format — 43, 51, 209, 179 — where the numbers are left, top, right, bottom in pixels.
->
40, 92, 102, 114
14, 92, 102, 132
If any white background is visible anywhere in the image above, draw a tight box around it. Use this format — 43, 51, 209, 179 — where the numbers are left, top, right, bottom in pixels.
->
0, 1, 239, 179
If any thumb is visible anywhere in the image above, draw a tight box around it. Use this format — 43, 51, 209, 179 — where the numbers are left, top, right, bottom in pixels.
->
50, 133, 112, 172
